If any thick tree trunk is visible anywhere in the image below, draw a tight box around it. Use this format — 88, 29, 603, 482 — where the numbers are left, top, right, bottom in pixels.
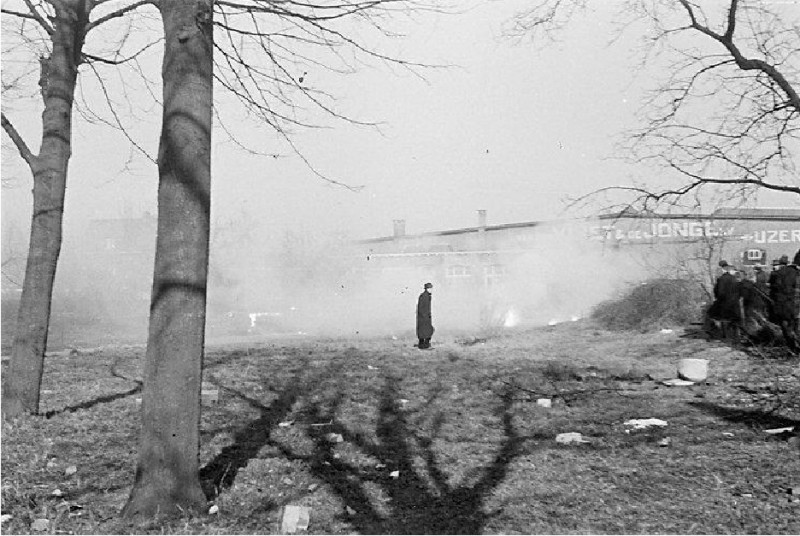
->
122, 0, 214, 520
1, 3, 88, 419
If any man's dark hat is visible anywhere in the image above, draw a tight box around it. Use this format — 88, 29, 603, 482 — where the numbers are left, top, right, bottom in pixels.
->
779, 255, 789, 265
424, 282, 433, 289
718, 260, 729, 267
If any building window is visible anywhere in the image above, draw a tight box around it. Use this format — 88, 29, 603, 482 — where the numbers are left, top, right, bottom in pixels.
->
484, 264, 505, 287
745, 249, 764, 261
485, 264, 505, 277
447, 265, 472, 278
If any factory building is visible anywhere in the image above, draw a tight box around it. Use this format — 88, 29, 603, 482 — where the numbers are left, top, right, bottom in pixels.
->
352, 207, 800, 328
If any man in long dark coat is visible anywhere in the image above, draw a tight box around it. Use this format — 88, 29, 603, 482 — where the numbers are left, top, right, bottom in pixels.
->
416, 282, 434, 349
770, 255, 799, 352
740, 272, 766, 325
708, 261, 741, 340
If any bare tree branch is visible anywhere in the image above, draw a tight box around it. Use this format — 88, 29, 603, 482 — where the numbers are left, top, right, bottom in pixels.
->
508, 0, 800, 211
86, 0, 156, 32
1, 112, 37, 166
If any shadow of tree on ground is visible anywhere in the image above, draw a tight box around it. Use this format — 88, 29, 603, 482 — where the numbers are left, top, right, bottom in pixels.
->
689, 400, 799, 430
199, 356, 334, 500
275, 375, 539, 534
42, 385, 142, 419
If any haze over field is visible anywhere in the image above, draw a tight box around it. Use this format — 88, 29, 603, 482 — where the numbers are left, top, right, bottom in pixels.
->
1, 0, 794, 347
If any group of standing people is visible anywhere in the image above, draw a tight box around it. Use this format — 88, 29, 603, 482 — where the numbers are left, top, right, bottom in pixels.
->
708, 249, 800, 352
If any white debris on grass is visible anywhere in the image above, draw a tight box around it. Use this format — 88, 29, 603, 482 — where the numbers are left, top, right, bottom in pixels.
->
764, 426, 795, 435
325, 433, 343, 443
1, 514, 12, 524
280, 505, 310, 533
31, 519, 49, 532
389, 470, 400, 478
278, 421, 294, 427
536, 398, 552, 408
208, 504, 219, 515
661, 378, 695, 387
624, 418, 668, 430
51, 489, 63, 497
660, 328, 674, 334
555, 432, 590, 445
64, 465, 77, 476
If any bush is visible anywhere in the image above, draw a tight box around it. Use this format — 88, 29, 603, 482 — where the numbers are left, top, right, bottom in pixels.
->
591, 278, 705, 332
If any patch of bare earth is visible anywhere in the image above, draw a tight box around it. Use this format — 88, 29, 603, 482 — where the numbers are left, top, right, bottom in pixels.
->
2, 322, 798, 534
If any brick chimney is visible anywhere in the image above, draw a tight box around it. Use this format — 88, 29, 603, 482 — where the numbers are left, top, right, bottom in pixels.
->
477, 210, 487, 248
393, 219, 406, 238
477, 210, 487, 230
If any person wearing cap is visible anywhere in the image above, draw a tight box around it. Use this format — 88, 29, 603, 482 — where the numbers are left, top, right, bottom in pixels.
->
416, 282, 435, 349
707, 260, 741, 341
770, 254, 799, 352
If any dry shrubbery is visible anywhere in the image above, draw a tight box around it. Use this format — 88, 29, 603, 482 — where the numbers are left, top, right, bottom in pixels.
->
592, 278, 705, 331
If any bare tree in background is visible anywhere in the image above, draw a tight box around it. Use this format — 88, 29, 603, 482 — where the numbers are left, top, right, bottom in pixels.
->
0, 0, 154, 418
507, 0, 800, 209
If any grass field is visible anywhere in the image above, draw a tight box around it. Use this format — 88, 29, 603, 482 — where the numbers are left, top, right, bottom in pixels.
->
2, 321, 799, 534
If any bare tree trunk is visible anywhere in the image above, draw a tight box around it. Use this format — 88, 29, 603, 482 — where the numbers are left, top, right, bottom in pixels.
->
122, 0, 213, 520
1, 2, 88, 419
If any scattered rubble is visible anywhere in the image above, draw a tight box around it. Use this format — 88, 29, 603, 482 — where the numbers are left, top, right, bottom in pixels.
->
64, 465, 77, 477
624, 418, 668, 430
678, 358, 708, 382
764, 426, 795, 435
325, 433, 343, 444
280, 505, 310, 533
31, 519, 49, 532
661, 378, 695, 387
555, 432, 590, 445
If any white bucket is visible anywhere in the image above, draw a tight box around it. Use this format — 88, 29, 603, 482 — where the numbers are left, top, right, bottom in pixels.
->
678, 358, 708, 382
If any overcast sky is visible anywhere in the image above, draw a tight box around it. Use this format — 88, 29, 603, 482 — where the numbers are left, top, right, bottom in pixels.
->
1, 0, 791, 247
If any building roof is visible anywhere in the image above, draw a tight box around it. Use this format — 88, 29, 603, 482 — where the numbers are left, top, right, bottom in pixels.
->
710, 207, 800, 219
359, 206, 800, 243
